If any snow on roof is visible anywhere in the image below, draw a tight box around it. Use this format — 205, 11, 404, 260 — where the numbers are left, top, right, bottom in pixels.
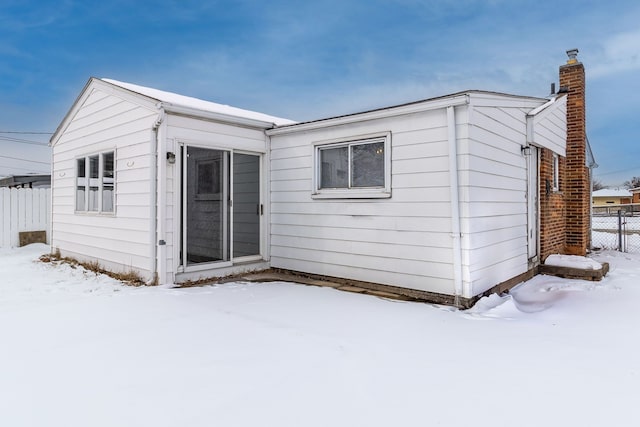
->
101, 78, 295, 127
592, 188, 632, 198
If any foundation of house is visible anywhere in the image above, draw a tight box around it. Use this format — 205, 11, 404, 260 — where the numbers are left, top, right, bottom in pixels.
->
19, 230, 46, 247
178, 261, 608, 310
230, 268, 540, 309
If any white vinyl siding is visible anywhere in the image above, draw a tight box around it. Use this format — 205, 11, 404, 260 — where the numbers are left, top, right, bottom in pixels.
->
51, 86, 157, 280
527, 95, 567, 156
270, 108, 457, 295
52, 81, 562, 298
165, 114, 268, 283
462, 94, 544, 296
270, 92, 554, 299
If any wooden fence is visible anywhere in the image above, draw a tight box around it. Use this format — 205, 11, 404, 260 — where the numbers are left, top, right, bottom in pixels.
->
0, 188, 50, 248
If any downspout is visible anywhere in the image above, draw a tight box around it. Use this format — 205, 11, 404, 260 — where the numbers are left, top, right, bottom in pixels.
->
49, 142, 54, 253
447, 105, 464, 305
149, 108, 165, 285
157, 109, 168, 285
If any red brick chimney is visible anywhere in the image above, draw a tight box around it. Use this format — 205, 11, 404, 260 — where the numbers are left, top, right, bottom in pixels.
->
559, 48, 590, 255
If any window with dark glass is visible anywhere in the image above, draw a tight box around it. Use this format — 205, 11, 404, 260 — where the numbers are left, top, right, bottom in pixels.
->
552, 153, 559, 192
318, 140, 385, 190
76, 151, 115, 213
102, 152, 114, 212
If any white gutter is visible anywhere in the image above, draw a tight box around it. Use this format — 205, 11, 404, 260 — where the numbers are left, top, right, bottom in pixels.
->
155, 109, 167, 285
160, 103, 281, 129
447, 105, 464, 301
148, 110, 164, 284
267, 94, 470, 136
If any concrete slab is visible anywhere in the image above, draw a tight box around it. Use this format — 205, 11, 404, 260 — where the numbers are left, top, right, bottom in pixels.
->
538, 261, 610, 281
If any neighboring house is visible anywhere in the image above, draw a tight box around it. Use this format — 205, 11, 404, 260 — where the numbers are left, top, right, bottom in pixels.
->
629, 187, 640, 204
0, 174, 51, 188
49, 50, 593, 307
592, 188, 632, 205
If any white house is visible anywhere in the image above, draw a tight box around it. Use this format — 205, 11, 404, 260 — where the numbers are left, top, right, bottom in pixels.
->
52, 52, 587, 307
266, 91, 566, 303
50, 78, 293, 287
592, 188, 632, 205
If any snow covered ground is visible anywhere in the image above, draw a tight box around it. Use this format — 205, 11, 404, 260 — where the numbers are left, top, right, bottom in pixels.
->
592, 214, 640, 251
1, 244, 638, 426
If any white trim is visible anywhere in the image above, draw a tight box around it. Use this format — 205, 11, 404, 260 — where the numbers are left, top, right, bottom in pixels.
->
447, 106, 464, 298
178, 143, 265, 271
267, 95, 469, 136
50, 78, 160, 146
552, 153, 559, 192
161, 103, 279, 129
527, 94, 561, 117
157, 116, 168, 284
74, 149, 116, 216
526, 95, 567, 156
527, 146, 539, 261
183, 260, 233, 273
311, 132, 391, 199
263, 135, 271, 263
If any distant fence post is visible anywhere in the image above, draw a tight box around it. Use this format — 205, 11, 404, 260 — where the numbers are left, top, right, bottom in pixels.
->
0, 188, 50, 248
618, 210, 623, 252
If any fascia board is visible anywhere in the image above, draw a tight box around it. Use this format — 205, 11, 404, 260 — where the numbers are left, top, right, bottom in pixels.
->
527, 95, 566, 122
49, 77, 95, 146
49, 78, 160, 146
161, 103, 277, 129
526, 95, 567, 155
267, 94, 470, 136
467, 93, 546, 109
95, 79, 162, 111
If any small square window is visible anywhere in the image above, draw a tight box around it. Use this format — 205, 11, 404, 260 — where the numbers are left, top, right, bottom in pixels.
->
552, 153, 559, 192
320, 146, 348, 189
195, 158, 222, 200
102, 152, 114, 212
313, 133, 391, 199
352, 142, 384, 188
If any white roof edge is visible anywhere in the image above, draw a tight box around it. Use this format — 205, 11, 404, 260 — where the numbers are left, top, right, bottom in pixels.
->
50, 77, 99, 146
267, 94, 470, 136
161, 103, 279, 129
101, 78, 295, 127
527, 94, 565, 117
592, 188, 632, 197
525, 94, 567, 156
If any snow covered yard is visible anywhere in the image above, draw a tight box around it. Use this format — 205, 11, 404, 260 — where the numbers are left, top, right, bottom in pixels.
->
1, 244, 638, 427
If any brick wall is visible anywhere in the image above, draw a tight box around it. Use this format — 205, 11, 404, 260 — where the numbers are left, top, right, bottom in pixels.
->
539, 147, 566, 260
539, 51, 590, 260
559, 56, 590, 255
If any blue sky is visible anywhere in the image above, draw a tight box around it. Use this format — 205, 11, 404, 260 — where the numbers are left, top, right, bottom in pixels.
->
1, 0, 639, 186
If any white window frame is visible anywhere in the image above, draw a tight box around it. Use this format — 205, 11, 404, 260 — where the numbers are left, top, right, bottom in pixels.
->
552, 153, 559, 192
312, 132, 391, 199
75, 150, 116, 214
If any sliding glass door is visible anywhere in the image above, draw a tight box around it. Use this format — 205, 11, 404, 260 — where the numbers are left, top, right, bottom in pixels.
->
232, 153, 261, 258
181, 146, 261, 268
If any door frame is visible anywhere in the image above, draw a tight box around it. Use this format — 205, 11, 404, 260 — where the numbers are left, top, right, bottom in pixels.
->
231, 150, 264, 264
177, 142, 264, 273
527, 146, 539, 263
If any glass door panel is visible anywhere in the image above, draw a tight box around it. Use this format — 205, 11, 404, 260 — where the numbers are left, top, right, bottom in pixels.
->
233, 154, 261, 258
184, 147, 230, 265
